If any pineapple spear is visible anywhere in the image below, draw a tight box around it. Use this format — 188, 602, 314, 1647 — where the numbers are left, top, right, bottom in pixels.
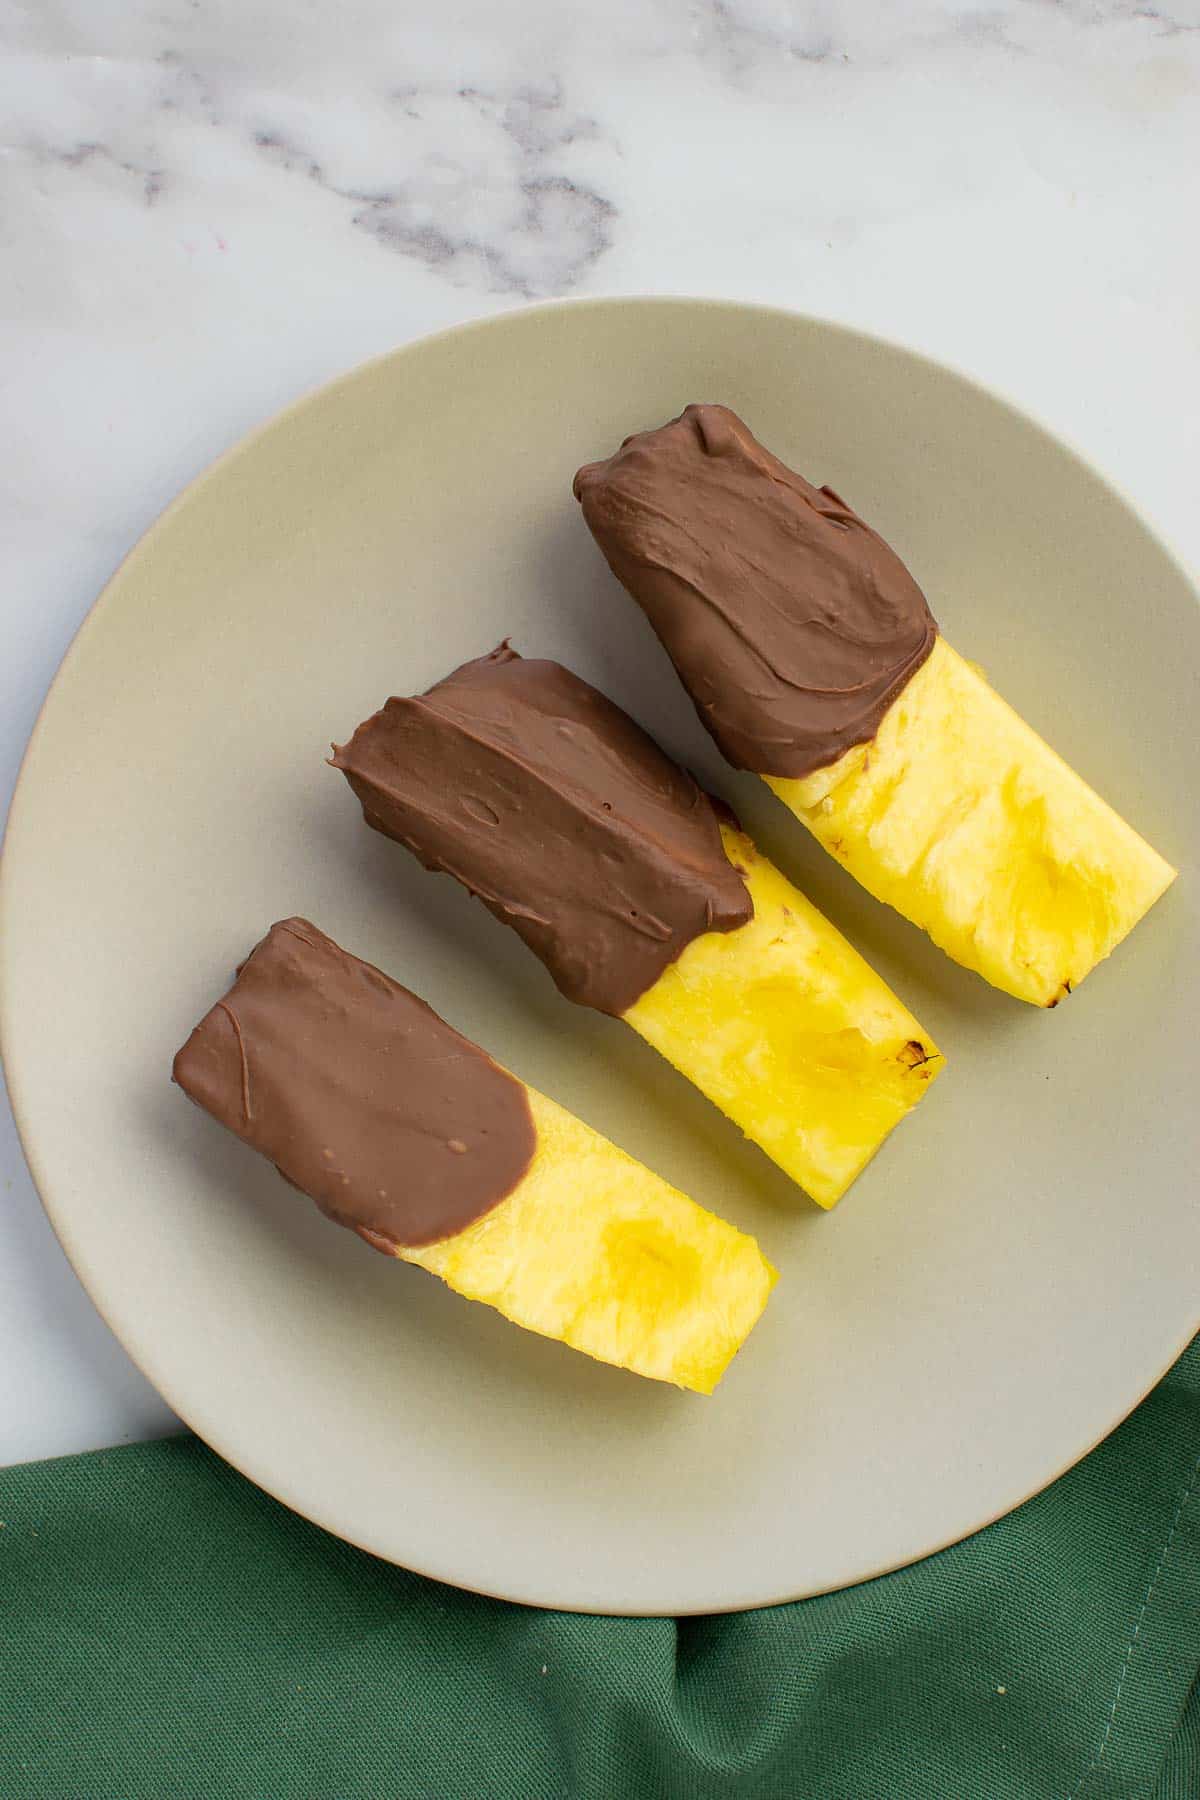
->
174, 918, 775, 1394
574, 404, 1175, 1009
332, 648, 942, 1209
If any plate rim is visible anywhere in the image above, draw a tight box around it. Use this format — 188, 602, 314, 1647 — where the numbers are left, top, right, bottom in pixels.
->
2, 293, 1198, 1614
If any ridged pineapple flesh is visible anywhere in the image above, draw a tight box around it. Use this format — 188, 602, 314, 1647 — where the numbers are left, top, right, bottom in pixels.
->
401, 1086, 777, 1395
768, 638, 1176, 1007
623, 825, 943, 1208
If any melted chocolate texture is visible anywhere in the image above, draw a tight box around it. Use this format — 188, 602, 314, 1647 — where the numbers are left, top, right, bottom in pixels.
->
332, 647, 752, 1016
173, 918, 536, 1249
573, 403, 938, 777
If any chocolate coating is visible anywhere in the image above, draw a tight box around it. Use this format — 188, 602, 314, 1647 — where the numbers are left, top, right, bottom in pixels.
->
573, 403, 938, 778
331, 646, 752, 1017
173, 918, 535, 1250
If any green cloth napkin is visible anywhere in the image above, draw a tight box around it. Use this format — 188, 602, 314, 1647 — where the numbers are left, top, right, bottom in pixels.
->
2, 1340, 1198, 1800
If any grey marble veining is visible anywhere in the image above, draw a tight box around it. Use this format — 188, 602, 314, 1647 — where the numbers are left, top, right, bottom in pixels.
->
250, 81, 617, 295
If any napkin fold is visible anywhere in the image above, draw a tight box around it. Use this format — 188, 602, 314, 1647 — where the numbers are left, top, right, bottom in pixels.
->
2, 1338, 1197, 1799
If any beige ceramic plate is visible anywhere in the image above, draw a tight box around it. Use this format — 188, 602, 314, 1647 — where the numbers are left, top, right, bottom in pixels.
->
2, 299, 1197, 1613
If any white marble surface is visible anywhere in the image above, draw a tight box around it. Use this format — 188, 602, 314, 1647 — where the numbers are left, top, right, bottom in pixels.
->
2, 0, 1198, 1467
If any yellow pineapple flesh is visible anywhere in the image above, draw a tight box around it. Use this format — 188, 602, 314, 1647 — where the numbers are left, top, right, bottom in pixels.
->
401, 1086, 777, 1395
768, 638, 1176, 1007
623, 824, 943, 1208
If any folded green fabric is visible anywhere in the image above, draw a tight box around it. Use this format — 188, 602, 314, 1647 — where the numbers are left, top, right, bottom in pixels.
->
2, 1339, 1197, 1800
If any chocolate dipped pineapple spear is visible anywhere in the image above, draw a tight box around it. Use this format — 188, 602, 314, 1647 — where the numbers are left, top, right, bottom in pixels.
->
173, 918, 775, 1394
573, 404, 1175, 1007
332, 648, 942, 1209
